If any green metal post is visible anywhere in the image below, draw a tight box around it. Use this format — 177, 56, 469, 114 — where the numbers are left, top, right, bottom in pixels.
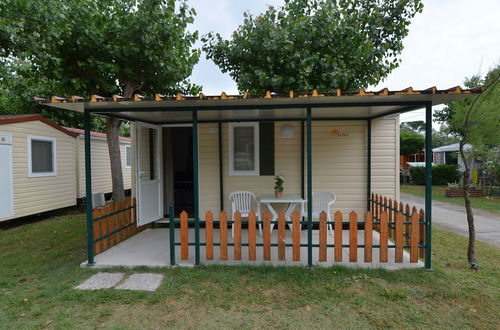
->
301, 120, 305, 199
169, 205, 176, 266
218, 122, 224, 211
306, 108, 313, 266
425, 103, 433, 270
84, 109, 94, 265
367, 120, 372, 211
193, 110, 200, 265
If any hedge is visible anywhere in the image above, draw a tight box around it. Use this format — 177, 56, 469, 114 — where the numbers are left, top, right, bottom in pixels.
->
410, 164, 461, 185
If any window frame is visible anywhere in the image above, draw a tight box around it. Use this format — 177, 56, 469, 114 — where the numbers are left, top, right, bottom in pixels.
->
27, 135, 57, 177
228, 122, 260, 176
124, 144, 132, 168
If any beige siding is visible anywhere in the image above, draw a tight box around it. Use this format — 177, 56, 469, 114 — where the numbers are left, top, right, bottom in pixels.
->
76, 137, 132, 198
132, 117, 399, 221
198, 119, 399, 219
0, 121, 76, 221
371, 116, 400, 201
310, 121, 367, 216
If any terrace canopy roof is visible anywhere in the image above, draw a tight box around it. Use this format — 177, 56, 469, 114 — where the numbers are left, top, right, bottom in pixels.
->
40, 86, 481, 124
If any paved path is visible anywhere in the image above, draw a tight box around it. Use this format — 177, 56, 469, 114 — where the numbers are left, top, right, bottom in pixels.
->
400, 193, 500, 247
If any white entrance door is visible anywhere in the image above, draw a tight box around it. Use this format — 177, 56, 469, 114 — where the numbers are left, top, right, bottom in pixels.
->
0, 133, 13, 219
136, 123, 163, 226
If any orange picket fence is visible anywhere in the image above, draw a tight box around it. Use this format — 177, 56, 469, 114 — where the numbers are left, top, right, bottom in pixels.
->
172, 198, 425, 265
92, 198, 146, 255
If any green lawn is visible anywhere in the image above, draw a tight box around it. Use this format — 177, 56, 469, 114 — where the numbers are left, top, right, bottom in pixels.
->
401, 184, 500, 213
1, 210, 499, 329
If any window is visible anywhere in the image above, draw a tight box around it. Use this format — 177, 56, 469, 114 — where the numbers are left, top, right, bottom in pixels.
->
229, 122, 259, 176
28, 136, 56, 177
125, 145, 131, 168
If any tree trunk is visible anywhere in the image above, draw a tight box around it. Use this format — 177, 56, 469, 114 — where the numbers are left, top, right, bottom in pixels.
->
106, 118, 125, 203
105, 80, 140, 203
459, 139, 478, 269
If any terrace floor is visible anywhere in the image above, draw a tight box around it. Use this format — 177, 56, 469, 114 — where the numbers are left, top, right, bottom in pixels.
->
85, 228, 423, 270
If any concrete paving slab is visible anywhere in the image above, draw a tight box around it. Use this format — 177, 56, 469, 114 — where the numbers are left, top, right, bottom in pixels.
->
75, 272, 124, 290
115, 273, 164, 291
401, 193, 500, 247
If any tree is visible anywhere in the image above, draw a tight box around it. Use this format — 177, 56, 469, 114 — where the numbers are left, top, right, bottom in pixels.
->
203, 0, 423, 94
400, 120, 425, 134
0, 0, 200, 202
435, 65, 500, 270
400, 131, 424, 155
432, 125, 459, 148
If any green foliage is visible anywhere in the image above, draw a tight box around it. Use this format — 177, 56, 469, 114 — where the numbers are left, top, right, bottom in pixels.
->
435, 65, 500, 153
432, 126, 460, 148
274, 174, 284, 192
410, 164, 460, 185
400, 120, 425, 134
400, 131, 424, 155
0, 0, 200, 131
203, 0, 423, 94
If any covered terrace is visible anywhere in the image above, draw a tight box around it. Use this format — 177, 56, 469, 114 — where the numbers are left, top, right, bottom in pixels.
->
42, 86, 481, 269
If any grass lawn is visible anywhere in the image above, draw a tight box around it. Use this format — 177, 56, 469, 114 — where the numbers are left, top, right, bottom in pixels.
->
401, 184, 500, 213
1, 210, 499, 329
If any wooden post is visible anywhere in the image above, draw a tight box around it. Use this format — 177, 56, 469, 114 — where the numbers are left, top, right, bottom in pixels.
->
419, 209, 425, 259
248, 212, 256, 261
395, 212, 403, 263
234, 211, 242, 260
405, 204, 411, 247
278, 211, 286, 261
220, 211, 228, 260
205, 211, 213, 260
292, 211, 300, 261
180, 211, 188, 260
388, 198, 393, 239
319, 211, 327, 262
92, 208, 101, 255
101, 205, 108, 251
364, 212, 372, 262
334, 211, 342, 262
263, 211, 271, 260
410, 211, 419, 263
379, 212, 388, 263
349, 211, 357, 262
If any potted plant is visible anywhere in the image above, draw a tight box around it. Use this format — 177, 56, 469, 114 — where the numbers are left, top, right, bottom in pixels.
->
274, 174, 284, 198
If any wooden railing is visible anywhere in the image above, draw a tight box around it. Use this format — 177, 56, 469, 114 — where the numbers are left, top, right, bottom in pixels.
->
171, 206, 425, 266
91, 198, 146, 255
370, 193, 425, 258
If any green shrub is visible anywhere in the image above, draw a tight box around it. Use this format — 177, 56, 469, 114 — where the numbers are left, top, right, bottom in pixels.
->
410, 164, 461, 185
410, 166, 426, 185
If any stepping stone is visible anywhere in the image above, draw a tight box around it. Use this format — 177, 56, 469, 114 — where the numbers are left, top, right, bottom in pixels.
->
115, 273, 164, 292
75, 272, 124, 290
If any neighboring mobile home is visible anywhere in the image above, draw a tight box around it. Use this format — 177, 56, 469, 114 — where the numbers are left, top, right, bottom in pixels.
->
63, 127, 132, 201
0, 114, 131, 222
0, 114, 78, 222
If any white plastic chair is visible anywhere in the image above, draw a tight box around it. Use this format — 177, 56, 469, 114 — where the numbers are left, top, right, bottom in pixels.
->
229, 191, 262, 236
303, 192, 336, 237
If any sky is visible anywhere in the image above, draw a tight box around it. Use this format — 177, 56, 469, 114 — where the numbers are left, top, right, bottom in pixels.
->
187, 0, 500, 124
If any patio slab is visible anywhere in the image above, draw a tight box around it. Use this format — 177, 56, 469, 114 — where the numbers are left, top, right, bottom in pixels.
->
75, 272, 124, 290
115, 273, 164, 291
85, 228, 423, 270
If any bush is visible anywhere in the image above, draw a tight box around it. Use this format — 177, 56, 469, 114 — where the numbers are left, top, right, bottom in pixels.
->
400, 131, 425, 155
410, 164, 461, 185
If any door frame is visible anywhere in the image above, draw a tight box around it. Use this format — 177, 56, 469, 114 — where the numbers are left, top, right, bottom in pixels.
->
161, 124, 197, 217
135, 122, 163, 225
0, 132, 14, 219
